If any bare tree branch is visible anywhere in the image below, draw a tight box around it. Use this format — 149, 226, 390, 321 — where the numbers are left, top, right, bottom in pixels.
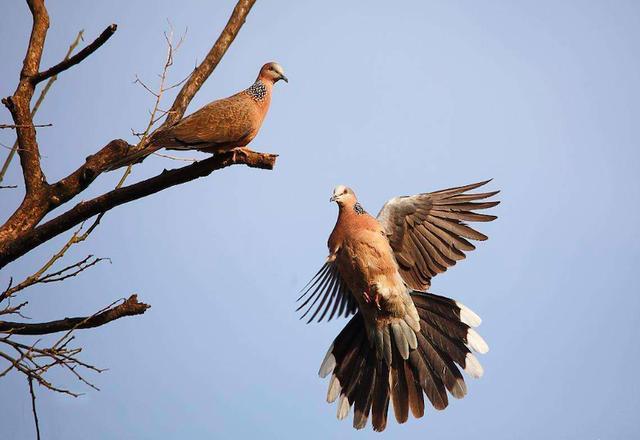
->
0, 295, 150, 335
0, 300, 29, 318
2, 0, 50, 197
0, 123, 51, 129
1, 149, 275, 268
0, 23, 89, 246
28, 376, 41, 440
33, 24, 117, 84
1, 254, 108, 301
0, 149, 276, 268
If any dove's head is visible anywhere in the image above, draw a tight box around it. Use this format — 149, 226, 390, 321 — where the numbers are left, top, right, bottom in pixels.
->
259, 62, 288, 84
330, 185, 357, 207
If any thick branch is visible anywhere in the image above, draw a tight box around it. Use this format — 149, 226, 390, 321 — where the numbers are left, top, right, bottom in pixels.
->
0, 295, 149, 335
0, 30, 83, 185
33, 25, 117, 84
50, 139, 131, 207
21, 0, 49, 79
0, 150, 277, 268
4, 0, 50, 196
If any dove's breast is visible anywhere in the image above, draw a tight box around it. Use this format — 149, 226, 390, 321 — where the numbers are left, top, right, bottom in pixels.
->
336, 224, 406, 312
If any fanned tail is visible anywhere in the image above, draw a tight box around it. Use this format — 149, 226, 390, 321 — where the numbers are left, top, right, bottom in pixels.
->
318, 291, 488, 431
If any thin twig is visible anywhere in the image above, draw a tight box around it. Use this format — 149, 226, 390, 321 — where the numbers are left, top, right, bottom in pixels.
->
33, 25, 117, 84
28, 376, 41, 440
0, 228, 109, 301
0, 300, 29, 317
0, 123, 52, 129
152, 152, 197, 162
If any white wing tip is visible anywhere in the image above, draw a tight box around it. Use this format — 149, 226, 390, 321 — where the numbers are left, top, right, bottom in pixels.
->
467, 328, 489, 354
451, 378, 468, 399
456, 301, 482, 327
464, 353, 484, 378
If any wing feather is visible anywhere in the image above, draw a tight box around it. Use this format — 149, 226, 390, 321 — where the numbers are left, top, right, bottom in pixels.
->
377, 180, 499, 291
297, 261, 358, 323
164, 94, 255, 147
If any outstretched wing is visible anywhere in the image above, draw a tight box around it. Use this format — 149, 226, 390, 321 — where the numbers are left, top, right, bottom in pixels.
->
377, 180, 499, 291
296, 261, 359, 324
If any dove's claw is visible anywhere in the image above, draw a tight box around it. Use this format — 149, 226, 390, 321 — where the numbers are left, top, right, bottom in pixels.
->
363, 287, 382, 311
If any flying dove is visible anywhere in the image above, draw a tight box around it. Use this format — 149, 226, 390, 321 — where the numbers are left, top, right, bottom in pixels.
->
111, 62, 287, 168
297, 180, 499, 431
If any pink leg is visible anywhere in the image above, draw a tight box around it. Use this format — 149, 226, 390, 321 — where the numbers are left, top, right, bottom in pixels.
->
363, 287, 382, 311
363, 288, 372, 303
374, 293, 382, 311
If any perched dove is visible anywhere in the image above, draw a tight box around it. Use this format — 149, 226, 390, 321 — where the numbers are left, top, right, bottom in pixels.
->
297, 180, 499, 431
111, 62, 287, 168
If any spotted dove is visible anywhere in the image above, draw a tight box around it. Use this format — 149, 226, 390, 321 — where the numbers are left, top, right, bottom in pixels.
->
111, 62, 287, 168
297, 180, 499, 431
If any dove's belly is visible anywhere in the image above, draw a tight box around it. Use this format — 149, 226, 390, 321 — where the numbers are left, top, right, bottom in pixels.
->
336, 229, 407, 314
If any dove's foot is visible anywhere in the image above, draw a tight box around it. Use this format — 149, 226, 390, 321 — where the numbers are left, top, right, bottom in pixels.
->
230, 147, 252, 161
363, 287, 382, 311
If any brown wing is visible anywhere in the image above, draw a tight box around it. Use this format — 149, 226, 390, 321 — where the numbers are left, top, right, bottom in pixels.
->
376, 180, 499, 291
161, 93, 256, 148
296, 261, 359, 323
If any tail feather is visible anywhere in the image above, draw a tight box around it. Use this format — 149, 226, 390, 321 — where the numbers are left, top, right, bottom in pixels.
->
409, 346, 448, 410
419, 314, 469, 368
318, 291, 487, 431
404, 361, 425, 418
106, 130, 181, 171
371, 361, 390, 431
106, 141, 159, 171
390, 350, 410, 423
415, 329, 467, 399
352, 350, 375, 429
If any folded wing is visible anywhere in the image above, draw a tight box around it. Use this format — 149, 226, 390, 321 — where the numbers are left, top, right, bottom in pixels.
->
153, 94, 255, 150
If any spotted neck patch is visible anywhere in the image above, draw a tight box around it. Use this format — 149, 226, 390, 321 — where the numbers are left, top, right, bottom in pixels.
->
353, 202, 366, 215
245, 80, 267, 102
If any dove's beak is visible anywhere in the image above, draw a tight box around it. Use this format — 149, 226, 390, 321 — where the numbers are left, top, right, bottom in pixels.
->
330, 195, 337, 203
280, 74, 289, 83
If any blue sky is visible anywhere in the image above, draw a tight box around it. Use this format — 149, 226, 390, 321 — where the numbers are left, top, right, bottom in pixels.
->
1, 1, 639, 438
